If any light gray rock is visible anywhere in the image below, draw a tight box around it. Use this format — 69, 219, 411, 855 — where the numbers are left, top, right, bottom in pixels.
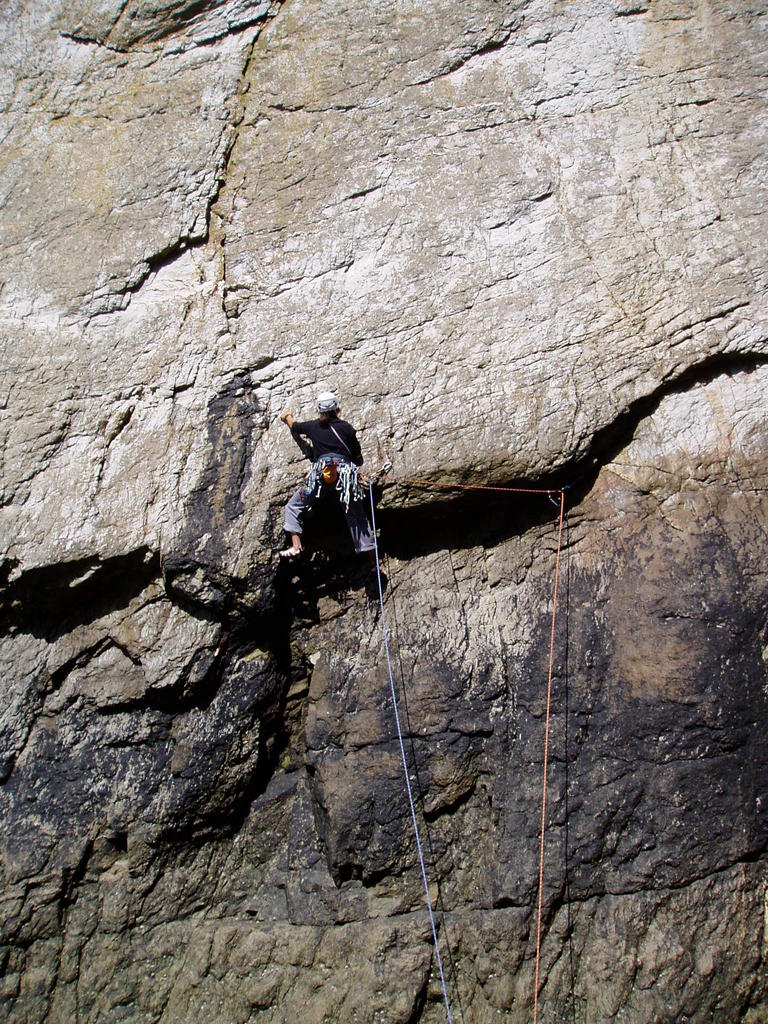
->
1, 1, 767, 1022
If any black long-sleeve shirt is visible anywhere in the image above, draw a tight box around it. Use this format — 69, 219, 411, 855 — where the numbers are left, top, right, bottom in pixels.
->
291, 416, 364, 465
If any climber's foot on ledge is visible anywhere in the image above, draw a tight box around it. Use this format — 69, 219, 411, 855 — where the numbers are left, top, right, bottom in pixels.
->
279, 547, 303, 561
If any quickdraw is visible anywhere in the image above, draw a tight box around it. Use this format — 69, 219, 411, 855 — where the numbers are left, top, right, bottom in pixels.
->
305, 455, 365, 510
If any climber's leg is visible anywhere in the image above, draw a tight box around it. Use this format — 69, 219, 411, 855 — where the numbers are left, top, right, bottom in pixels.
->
344, 499, 376, 563
281, 487, 311, 558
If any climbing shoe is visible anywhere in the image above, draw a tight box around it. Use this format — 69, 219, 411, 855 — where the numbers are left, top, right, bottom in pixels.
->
279, 548, 303, 561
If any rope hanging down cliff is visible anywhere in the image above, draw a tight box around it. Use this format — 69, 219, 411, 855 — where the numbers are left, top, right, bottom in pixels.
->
368, 486, 455, 1024
369, 477, 567, 1023
534, 488, 566, 1024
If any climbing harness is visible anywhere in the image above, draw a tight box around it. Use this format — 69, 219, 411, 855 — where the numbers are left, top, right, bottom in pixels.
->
304, 455, 364, 510
369, 487, 455, 1024
369, 474, 567, 1024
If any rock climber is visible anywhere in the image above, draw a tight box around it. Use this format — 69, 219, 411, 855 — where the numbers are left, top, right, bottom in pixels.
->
279, 392, 376, 563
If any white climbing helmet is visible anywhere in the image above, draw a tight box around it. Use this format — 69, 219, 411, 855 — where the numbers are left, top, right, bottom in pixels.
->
317, 391, 339, 413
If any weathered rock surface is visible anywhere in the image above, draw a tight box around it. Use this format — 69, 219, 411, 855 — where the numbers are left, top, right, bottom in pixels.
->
1, 1, 767, 1021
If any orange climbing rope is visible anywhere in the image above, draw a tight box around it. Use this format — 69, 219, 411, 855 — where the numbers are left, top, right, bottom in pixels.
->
391, 475, 563, 498
384, 474, 567, 1020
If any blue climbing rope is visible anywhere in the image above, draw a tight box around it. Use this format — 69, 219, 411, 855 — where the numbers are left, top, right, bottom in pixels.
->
368, 487, 454, 1024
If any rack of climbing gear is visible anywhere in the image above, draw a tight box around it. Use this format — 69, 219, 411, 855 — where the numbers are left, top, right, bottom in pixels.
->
304, 454, 364, 510
368, 474, 568, 1024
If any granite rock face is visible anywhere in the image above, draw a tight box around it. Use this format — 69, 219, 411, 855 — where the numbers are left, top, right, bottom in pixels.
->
1, 1, 768, 1021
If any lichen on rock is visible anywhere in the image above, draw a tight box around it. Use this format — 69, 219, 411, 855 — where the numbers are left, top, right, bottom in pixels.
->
1, 0, 767, 1021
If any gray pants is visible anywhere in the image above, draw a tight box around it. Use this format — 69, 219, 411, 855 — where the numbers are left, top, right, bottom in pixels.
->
284, 485, 376, 553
